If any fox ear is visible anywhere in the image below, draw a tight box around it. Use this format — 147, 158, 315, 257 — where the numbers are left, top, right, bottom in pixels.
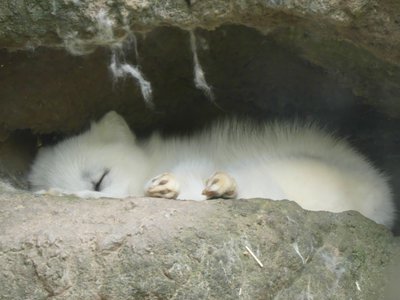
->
90, 111, 135, 143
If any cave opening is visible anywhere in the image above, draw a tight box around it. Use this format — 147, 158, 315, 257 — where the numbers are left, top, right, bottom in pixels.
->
0, 25, 399, 233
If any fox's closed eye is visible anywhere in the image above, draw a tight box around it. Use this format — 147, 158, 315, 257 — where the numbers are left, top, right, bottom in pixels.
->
92, 169, 110, 192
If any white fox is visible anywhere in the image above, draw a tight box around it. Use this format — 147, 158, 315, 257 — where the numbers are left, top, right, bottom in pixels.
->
29, 111, 396, 228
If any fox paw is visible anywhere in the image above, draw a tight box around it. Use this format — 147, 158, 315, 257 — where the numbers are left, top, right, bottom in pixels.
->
202, 172, 238, 199
145, 173, 180, 199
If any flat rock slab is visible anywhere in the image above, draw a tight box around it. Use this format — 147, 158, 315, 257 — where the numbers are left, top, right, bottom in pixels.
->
0, 191, 398, 299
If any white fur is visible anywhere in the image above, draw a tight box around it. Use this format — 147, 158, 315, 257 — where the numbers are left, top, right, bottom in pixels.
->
189, 31, 215, 101
28, 111, 396, 228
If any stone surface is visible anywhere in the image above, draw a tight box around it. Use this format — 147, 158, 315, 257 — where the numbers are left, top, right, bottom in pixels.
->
0, 191, 398, 299
1, 0, 400, 64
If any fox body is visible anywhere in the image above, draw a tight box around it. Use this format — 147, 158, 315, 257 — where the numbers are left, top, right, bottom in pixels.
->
29, 111, 396, 228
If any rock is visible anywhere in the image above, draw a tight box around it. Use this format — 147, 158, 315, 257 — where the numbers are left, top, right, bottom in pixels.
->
0, 192, 398, 299
1, 1, 400, 64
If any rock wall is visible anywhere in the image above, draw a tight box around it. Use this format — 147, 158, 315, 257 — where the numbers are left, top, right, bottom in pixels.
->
0, 192, 399, 299
1, 0, 400, 63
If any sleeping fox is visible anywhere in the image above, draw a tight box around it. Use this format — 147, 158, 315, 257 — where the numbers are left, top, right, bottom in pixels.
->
28, 111, 396, 228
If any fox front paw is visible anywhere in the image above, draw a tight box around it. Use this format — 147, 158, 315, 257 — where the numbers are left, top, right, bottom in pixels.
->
202, 171, 238, 199
145, 173, 180, 199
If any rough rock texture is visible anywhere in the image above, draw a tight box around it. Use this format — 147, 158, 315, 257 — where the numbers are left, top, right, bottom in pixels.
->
0, 191, 399, 299
1, 0, 400, 63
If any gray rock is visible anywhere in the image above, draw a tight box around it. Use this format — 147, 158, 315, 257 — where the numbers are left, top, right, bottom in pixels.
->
0, 191, 398, 299
1, 0, 400, 64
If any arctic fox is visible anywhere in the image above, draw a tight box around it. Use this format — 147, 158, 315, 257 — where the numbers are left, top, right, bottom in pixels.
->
29, 111, 396, 228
